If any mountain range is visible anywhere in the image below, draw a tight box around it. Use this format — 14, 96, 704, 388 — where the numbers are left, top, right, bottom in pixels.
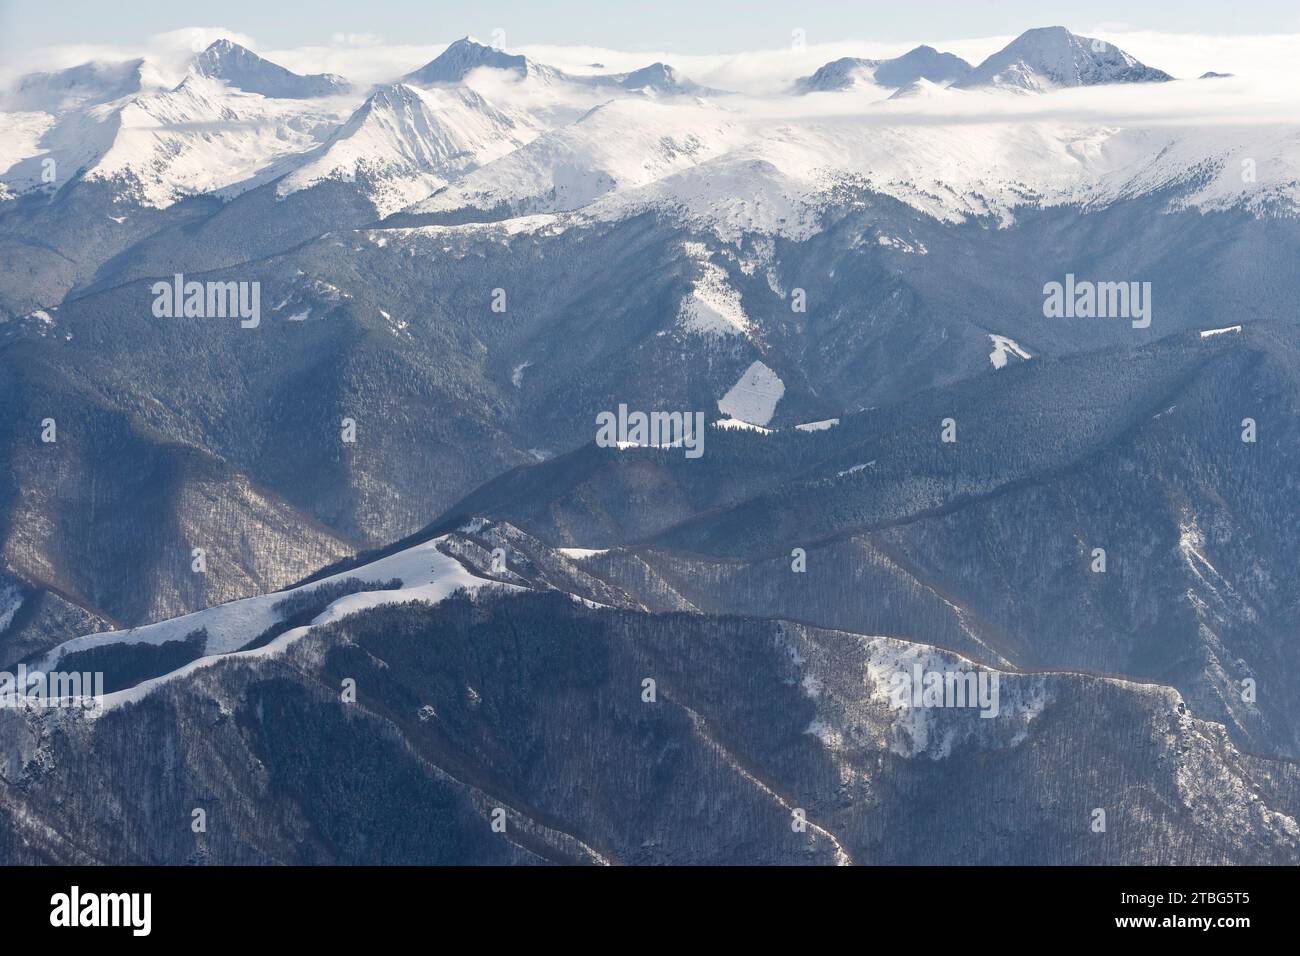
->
0, 26, 1297, 865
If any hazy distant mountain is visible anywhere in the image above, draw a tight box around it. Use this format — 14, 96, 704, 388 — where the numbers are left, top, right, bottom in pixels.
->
1, 58, 145, 112
795, 45, 972, 92
404, 38, 720, 99
613, 62, 719, 95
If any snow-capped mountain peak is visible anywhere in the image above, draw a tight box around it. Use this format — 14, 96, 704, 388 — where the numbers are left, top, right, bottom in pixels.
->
886, 76, 950, 100
795, 45, 972, 93
278, 81, 540, 215
403, 36, 539, 86
872, 45, 973, 88
793, 57, 880, 93
953, 26, 1172, 91
616, 62, 711, 95
192, 38, 351, 98
404, 41, 714, 98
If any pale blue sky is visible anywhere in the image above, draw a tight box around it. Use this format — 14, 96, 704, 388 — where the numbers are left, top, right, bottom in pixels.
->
3, 0, 1298, 58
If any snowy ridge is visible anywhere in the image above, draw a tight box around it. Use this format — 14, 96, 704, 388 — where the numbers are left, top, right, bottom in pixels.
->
36, 536, 516, 715
84, 75, 353, 207
407, 98, 745, 218
278, 83, 539, 215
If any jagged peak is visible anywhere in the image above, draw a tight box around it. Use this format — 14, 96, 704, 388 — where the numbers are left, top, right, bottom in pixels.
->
192, 38, 349, 98
404, 36, 534, 86
954, 25, 1172, 90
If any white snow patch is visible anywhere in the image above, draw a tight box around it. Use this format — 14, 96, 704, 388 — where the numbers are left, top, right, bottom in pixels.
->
378, 309, 408, 332
677, 253, 750, 337
717, 360, 784, 426
804, 718, 843, 749
715, 417, 773, 434
988, 334, 1032, 369
557, 548, 609, 561
796, 418, 839, 432
863, 640, 1050, 760
1179, 517, 1224, 583
876, 234, 928, 254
